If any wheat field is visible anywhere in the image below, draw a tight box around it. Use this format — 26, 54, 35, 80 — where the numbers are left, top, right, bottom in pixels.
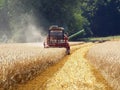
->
0, 43, 66, 90
15, 43, 112, 90
87, 41, 120, 90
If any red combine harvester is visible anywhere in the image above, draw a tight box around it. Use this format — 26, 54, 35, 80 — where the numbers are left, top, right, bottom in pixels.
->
44, 25, 70, 54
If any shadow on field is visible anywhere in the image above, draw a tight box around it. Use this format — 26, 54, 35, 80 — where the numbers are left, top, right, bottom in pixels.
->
14, 52, 70, 90
41, 55, 70, 89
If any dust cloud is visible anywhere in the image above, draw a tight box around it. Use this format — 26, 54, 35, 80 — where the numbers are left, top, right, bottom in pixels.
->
0, 5, 47, 43
10, 14, 46, 43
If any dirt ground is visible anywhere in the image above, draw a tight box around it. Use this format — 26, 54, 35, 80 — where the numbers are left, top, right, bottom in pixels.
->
14, 43, 112, 90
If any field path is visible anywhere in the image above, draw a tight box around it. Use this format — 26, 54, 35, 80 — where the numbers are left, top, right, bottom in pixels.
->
15, 43, 112, 90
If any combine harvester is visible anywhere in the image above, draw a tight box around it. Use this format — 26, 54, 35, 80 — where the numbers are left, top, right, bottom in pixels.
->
44, 25, 70, 55
44, 25, 85, 55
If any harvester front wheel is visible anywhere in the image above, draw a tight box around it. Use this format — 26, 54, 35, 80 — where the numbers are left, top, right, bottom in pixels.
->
66, 49, 70, 55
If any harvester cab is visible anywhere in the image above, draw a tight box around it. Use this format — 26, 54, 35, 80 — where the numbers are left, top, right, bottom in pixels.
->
44, 25, 70, 55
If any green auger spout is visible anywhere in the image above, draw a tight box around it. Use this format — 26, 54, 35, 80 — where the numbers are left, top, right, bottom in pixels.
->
69, 29, 85, 40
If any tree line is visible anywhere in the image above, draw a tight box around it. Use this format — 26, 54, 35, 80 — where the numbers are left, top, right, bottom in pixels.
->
0, 0, 120, 41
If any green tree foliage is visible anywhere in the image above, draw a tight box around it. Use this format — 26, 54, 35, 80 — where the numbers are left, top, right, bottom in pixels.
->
0, 0, 120, 42
91, 0, 120, 36
80, 0, 120, 36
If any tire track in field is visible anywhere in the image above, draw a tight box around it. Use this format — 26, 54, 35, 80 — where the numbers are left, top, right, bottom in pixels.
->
14, 43, 112, 90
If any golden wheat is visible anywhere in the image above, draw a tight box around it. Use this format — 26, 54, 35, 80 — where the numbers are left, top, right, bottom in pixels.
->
0, 43, 66, 90
87, 41, 120, 90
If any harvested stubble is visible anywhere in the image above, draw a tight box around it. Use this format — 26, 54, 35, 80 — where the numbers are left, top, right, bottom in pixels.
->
86, 41, 120, 90
0, 43, 66, 90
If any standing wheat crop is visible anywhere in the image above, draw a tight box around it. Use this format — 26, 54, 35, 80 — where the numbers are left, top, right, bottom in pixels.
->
87, 41, 120, 90
0, 43, 66, 90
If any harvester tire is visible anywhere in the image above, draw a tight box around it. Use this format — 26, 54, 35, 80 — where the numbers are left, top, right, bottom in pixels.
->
66, 49, 70, 55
